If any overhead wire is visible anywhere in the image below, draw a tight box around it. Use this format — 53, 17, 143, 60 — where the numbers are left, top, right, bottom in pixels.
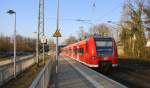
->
44, 0, 122, 25
89, 0, 122, 23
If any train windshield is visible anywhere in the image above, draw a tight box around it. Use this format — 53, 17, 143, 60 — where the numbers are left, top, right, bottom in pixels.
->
95, 38, 113, 56
95, 41, 112, 47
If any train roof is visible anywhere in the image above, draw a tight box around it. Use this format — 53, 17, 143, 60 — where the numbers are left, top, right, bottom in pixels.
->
63, 35, 114, 49
64, 39, 88, 48
93, 35, 113, 39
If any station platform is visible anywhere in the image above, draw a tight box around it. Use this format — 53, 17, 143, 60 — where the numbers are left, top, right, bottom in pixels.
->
55, 57, 127, 88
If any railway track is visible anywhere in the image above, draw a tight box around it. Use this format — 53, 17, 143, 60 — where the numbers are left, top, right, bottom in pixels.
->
98, 60, 150, 88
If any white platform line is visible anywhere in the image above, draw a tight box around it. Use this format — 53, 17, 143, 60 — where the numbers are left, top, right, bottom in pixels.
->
64, 58, 104, 88
71, 57, 98, 67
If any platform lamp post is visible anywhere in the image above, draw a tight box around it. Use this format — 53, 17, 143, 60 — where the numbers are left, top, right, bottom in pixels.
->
7, 10, 16, 78
34, 32, 39, 64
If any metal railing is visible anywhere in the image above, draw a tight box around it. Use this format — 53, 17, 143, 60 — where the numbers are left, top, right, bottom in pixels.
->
29, 59, 53, 88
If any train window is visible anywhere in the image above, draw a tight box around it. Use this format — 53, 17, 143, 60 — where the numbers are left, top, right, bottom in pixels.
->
74, 48, 77, 54
96, 41, 112, 47
95, 40, 113, 56
78, 48, 84, 56
94, 38, 113, 56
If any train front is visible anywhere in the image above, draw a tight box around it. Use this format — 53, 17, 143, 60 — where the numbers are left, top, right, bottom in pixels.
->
90, 36, 118, 71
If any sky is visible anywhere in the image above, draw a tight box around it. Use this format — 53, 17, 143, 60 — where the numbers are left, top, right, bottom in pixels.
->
0, 0, 124, 42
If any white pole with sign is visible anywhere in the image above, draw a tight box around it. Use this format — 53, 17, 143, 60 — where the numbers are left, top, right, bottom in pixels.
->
53, 0, 61, 74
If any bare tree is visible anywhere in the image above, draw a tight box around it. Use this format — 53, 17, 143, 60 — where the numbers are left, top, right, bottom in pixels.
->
143, 0, 150, 39
120, 0, 147, 58
64, 35, 78, 45
77, 26, 88, 40
89, 23, 112, 36
0, 34, 36, 56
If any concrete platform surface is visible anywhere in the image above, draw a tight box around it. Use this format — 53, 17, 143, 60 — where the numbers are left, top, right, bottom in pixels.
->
56, 57, 127, 88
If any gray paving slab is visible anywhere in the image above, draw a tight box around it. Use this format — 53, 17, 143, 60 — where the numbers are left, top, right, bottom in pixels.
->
56, 57, 127, 88
57, 58, 95, 88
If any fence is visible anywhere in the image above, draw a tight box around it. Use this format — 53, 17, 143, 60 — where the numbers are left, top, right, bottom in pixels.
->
0, 55, 34, 86
29, 59, 53, 88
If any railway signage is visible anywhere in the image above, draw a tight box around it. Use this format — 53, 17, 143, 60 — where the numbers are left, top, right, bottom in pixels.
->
41, 36, 47, 44
53, 30, 61, 37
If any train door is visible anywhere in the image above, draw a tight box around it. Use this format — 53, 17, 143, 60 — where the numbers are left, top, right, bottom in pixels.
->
85, 41, 90, 64
71, 47, 74, 58
83, 44, 87, 63
69, 47, 71, 57
66, 48, 68, 57
77, 45, 80, 60
73, 46, 77, 59
79, 44, 85, 62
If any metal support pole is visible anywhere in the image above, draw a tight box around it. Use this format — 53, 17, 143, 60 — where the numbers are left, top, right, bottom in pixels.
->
37, 32, 39, 66
56, 0, 60, 74
37, 0, 41, 66
42, 37, 45, 88
37, 35, 39, 65
56, 37, 58, 73
42, 0, 45, 64
13, 13, 16, 78
36, 32, 39, 64
43, 43, 45, 64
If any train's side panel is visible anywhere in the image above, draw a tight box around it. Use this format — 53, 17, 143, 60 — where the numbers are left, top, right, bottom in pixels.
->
65, 47, 68, 57
87, 37, 99, 66
78, 41, 86, 63
84, 40, 90, 65
61, 36, 118, 68
73, 46, 77, 59
69, 47, 71, 57
72, 46, 74, 58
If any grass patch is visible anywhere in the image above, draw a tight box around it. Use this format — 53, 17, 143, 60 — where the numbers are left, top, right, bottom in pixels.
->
0, 57, 11, 61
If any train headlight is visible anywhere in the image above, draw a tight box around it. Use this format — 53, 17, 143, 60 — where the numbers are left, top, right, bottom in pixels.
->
104, 57, 109, 60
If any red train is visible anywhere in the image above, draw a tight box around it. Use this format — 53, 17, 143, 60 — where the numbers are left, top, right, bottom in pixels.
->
61, 35, 118, 71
